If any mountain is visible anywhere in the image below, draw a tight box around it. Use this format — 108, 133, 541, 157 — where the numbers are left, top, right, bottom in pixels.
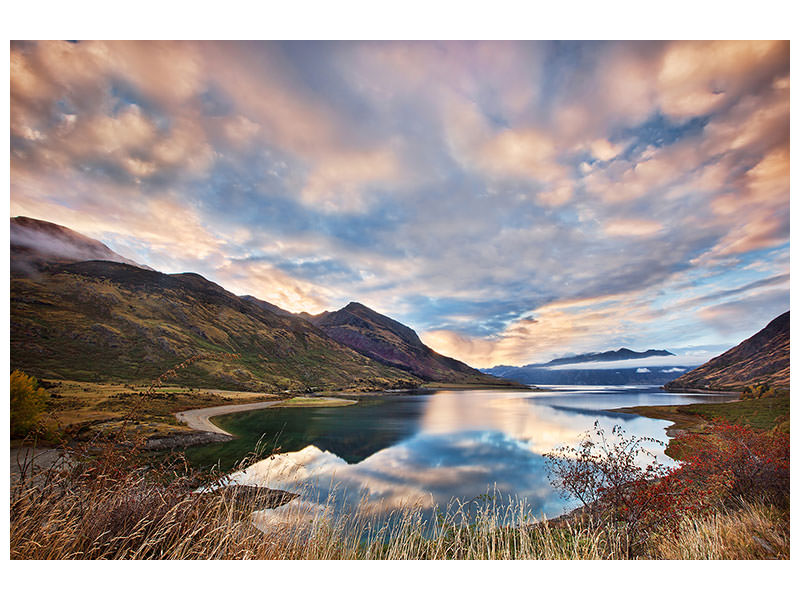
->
11, 260, 424, 392
11, 216, 150, 273
535, 348, 674, 367
664, 312, 789, 391
10, 217, 517, 392
481, 365, 690, 386
305, 302, 509, 385
240, 294, 294, 318
10, 219, 428, 392
481, 347, 684, 385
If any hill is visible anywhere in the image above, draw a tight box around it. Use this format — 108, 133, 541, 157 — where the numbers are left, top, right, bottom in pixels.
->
10, 218, 428, 392
664, 312, 789, 391
11, 217, 521, 392
306, 302, 511, 385
11, 260, 423, 392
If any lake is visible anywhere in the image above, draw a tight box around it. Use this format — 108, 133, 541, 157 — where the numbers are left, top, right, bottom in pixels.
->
186, 386, 729, 525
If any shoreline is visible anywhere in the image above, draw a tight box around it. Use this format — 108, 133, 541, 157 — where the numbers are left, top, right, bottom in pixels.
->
660, 386, 740, 395
173, 395, 359, 439
611, 390, 744, 445
175, 400, 283, 437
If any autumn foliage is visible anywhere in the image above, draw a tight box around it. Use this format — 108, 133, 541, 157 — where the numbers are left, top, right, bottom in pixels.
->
545, 420, 789, 553
10, 370, 49, 438
675, 421, 789, 507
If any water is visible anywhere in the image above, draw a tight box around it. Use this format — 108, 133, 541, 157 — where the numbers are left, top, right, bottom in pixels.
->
186, 386, 729, 525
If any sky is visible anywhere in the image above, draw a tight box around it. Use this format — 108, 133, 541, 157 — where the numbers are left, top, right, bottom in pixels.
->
9, 40, 790, 368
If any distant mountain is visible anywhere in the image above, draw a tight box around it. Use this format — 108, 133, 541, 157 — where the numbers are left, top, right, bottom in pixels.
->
481, 347, 683, 385
664, 312, 789, 391
481, 365, 690, 386
535, 348, 675, 367
306, 302, 512, 385
11, 216, 150, 273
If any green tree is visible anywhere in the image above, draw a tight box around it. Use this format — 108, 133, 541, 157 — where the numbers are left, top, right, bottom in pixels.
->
10, 370, 49, 438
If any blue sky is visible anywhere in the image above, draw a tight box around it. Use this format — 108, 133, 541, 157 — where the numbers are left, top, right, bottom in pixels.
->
10, 41, 790, 367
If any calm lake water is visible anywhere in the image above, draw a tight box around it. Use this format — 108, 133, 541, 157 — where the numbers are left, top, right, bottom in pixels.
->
187, 386, 729, 524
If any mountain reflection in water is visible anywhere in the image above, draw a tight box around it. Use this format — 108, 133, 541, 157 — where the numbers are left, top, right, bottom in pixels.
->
194, 387, 729, 524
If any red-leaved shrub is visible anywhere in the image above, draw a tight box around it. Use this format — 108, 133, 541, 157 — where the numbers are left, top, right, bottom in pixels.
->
674, 421, 789, 506
545, 419, 789, 554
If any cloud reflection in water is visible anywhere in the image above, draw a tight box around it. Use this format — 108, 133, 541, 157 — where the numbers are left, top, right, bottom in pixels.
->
235, 388, 718, 526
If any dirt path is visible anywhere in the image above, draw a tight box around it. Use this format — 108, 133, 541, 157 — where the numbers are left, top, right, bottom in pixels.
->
176, 401, 282, 436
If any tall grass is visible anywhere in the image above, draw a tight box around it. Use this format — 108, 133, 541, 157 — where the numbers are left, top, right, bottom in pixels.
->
9, 448, 787, 559
654, 500, 789, 560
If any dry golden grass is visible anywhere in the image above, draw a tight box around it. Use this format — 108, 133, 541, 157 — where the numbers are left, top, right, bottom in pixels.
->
10, 446, 788, 560
653, 500, 789, 560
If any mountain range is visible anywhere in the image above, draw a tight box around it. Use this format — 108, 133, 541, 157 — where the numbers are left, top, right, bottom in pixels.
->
482, 348, 688, 386
534, 348, 675, 367
481, 365, 692, 386
663, 311, 789, 391
10, 217, 789, 394
10, 217, 514, 392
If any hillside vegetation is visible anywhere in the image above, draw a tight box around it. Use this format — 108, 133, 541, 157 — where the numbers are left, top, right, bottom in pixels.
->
664, 312, 789, 391
11, 260, 421, 392
11, 216, 523, 392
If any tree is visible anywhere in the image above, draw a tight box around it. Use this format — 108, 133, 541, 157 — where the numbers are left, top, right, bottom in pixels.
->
10, 370, 49, 438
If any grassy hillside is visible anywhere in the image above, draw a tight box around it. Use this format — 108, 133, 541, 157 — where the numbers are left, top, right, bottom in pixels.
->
664, 312, 789, 391
11, 261, 421, 392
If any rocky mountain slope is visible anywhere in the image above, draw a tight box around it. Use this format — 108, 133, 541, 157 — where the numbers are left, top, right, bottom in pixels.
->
306, 302, 511, 384
11, 259, 423, 392
664, 311, 789, 391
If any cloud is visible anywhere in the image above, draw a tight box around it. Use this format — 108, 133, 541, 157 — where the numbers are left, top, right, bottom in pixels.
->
603, 218, 663, 237
10, 41, 790, 367
656, 41, 788, 120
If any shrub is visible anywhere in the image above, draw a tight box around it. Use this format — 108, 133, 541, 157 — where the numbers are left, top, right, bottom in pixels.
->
675, 421, 789, 507
10, 370, 49, 438
544, 422, 714, 553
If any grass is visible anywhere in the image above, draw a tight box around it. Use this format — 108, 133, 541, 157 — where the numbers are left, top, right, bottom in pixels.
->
10, 446, 788, 560
679, 388, 789, 432
615, 387, 790, 457
654, 500, 789, 559
27, 379, 282, 445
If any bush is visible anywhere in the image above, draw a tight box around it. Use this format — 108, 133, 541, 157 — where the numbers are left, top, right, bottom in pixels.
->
675, 421, 789, 507
544, 422, 713, 553
10, 370, 49, 439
